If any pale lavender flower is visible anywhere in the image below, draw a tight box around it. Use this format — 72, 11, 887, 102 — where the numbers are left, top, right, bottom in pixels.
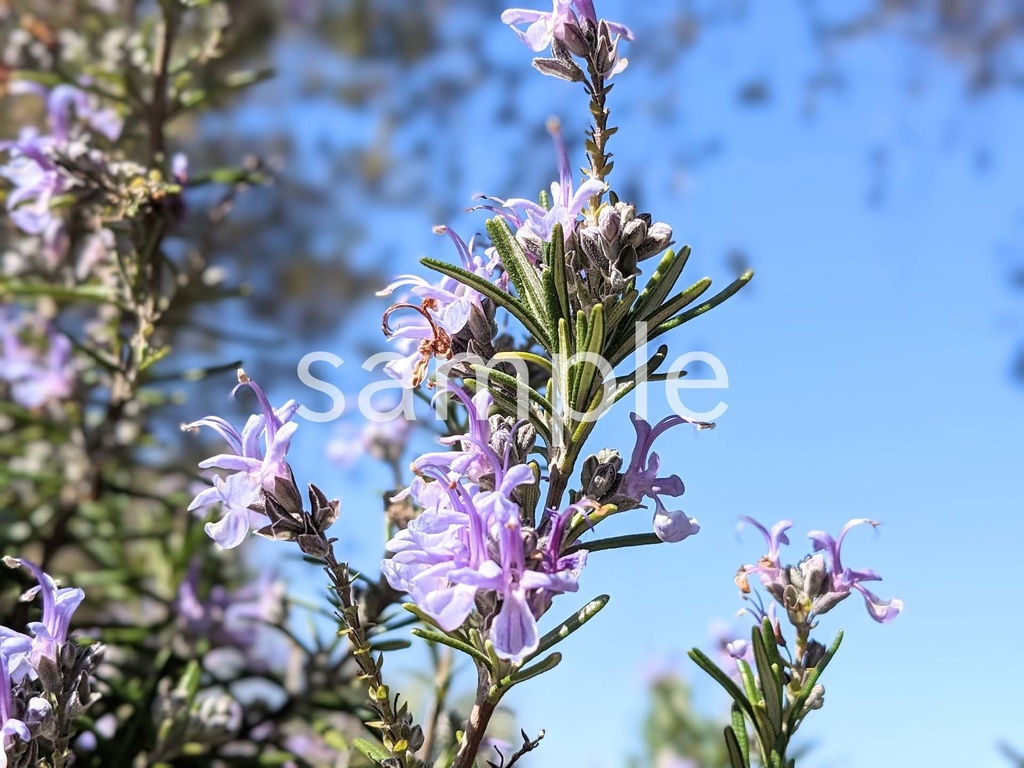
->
501, 0, 632, 53
41, 219, 70, 268
501, 0, 579, 51
808, 519, 903, 623
183, 371, 299, 548
411, 387, 498, 484
736, 515, 793, 591
283, 731, 337, 767
500, 120, 605, 247
725, 639, 751, 661
43, 84, 122, 143
1, 558, 85, 682
738, 517, 901, 625
1, 83, 121, 236
0, 317, 75, 410
383, 390, 585, 661
445, 489, 569, 662
379, 227, 500, 386
0, 129, 65, 235
620, 413, 710, 543
176, 561, 285, 649
171, 152, 189, 183
1, 641, 32, 767
328, 411, 413, 469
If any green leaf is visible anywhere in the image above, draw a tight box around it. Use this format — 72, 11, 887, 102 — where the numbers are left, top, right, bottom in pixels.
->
641, 276, 712, 328
421, 256, 551, 349
468, 364, 553, 418
563, 532, 661, 555
486, 218, 551, 338
724, 725, 749, 768
179, 660, 202, 699
597, 344, 669, 416
224, 67, 275, 89
1, 279, 125, 309
367, 639, 412, 652
604, 283, 639, 331
570, 303, 605, 416
504, 652, 562, 688
10, 70, 63, 87
652, 270, 754, 338
632, 246, 691, 323
352, 737, 391, 763
688, 648, 755, 720
732, 703, 751, 765
531, 595, 609, 658
736, 659, 761, 707
760, 617, 785, 673
489, 350, 553, 373
544, 223, 571, 327
410, 627, 489, 666
751, 622, 783, 736
139, 344, 172, 373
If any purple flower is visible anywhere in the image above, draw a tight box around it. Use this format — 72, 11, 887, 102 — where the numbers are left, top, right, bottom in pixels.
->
0, 315, 74, 409
328, 409, 413, 469
501, 0, 579, 52
738, 517, 902, 626
736, 515, 793, 589
171, 152, 189, 184
619, 413, 710, 543
384, 395, 585, 660
446, 502, 566, 662
500, 120, 605, 247
411, 387, 500, 485
283, 731, 337, 767
176, 561, 285, 650
725, 639, 751, 661
1, 639, 32, 765
1, 83, 121, 237
501, 1, 632, 53
0, 129, 66, 235
183, 371, 299, 549
1, 558, 85, 684
382, 480, 480, 632
807, 519, 903, 623
379, 227, 500, 387
42, 84, 122, 143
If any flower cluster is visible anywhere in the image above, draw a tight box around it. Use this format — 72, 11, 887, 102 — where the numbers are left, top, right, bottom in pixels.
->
383, 386, 586, 662
1, 558, 98, 768
0, 83, 121, 238
737, 516, 903, 626
502, 0, 633, 79
183, 370, 300, 549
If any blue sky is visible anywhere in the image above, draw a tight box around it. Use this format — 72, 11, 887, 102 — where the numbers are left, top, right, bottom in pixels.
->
213, 2, 1024, 765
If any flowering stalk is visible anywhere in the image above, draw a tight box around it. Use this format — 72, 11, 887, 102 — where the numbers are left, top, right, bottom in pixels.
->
690, 517, 902, 768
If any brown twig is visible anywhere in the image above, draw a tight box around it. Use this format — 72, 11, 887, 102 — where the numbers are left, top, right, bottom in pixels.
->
452, 663, 500, 768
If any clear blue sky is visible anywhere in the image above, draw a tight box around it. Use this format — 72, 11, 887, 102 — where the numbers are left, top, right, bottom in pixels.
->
210, 2, 1024, 765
